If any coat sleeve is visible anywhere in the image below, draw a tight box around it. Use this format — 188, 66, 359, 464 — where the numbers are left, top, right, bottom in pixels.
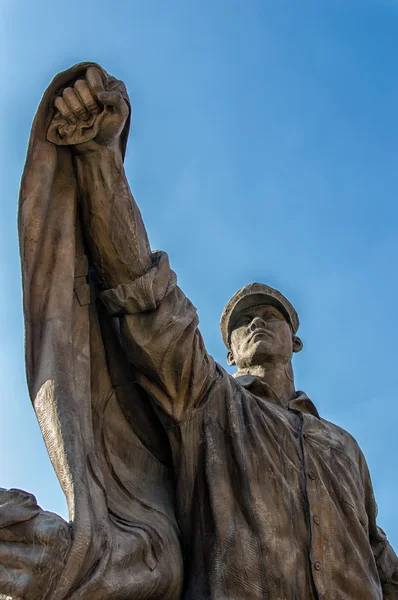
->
101, 251, 218, 422
358, 450, 398, 597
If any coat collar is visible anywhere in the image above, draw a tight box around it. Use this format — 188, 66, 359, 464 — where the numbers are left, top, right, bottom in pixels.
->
236, 374, 320, 419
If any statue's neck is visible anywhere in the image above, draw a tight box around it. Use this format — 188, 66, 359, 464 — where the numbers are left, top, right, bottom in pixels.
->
234, 362, 296, 407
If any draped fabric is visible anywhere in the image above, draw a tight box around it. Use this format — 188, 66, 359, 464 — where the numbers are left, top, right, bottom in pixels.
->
18, 63, 182, 600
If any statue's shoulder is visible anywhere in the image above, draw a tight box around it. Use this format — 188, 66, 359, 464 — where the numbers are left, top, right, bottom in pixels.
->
320, 416, 364, 464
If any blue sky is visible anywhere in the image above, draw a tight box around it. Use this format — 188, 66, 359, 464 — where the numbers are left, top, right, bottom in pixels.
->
1, 0, 397, 551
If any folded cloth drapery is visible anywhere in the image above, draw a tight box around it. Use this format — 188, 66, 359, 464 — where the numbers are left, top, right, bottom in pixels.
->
18, 62, 182, 600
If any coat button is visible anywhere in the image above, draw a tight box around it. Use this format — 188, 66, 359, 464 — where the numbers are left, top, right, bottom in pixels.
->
308, 470, 317, 480
313, 515, 320, 525
314, 561, 321, 571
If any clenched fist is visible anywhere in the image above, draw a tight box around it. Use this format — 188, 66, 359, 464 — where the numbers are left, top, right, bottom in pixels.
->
0, 488, 71, 600
49, 66, 129, 152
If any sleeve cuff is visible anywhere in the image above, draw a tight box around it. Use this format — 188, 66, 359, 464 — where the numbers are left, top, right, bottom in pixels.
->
101, 251, 177, 317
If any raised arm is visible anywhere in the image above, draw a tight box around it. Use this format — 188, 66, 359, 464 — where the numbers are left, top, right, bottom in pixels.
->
53, 66, 152, 287
54, 67, 216, 421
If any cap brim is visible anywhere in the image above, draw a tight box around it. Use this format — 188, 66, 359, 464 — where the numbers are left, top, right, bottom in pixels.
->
228, 292, 293, 336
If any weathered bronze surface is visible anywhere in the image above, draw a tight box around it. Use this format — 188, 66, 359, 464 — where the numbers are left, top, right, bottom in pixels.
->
0, 63, 396, 599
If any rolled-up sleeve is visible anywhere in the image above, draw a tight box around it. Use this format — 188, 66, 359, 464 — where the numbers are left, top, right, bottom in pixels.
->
101, 251, 217, 422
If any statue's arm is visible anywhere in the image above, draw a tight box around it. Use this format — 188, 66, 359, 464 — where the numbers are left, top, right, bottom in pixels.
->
74, 146, 152, 288
101, 252, 218, 421
62, 68, 217, 421
0, 489, 70, 600
51, 66, 152, 288
77, 146, 218, 420
359, 451, 398, 596
1, 66, 184, 600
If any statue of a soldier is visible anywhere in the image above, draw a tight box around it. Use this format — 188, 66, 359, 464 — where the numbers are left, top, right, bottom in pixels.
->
1, 64, 397, 599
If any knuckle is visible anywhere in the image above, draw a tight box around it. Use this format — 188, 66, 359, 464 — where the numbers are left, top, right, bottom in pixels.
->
60, 108, 73, 118
54, 98, 73, 120
74, 80, 98, 111
74, 78, 86, 89
87, 66, 100, 79
85, 95, 98, 107
86, 67, 103, 92
62, 87, 73, 98
75, 106, 88, 117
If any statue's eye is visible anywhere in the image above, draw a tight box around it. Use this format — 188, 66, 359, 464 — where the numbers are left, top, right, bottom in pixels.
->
266, 313, 279, 321
240, 317, 251, 326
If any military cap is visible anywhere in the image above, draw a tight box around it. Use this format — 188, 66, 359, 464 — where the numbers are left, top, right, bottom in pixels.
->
220, 283, 299, 349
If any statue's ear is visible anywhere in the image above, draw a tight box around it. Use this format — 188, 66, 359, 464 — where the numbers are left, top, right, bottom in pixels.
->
227, 350, 236, 366
293, 336, 303, 353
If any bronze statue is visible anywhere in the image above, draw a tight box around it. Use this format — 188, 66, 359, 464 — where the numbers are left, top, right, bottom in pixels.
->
0, 63, 396, 599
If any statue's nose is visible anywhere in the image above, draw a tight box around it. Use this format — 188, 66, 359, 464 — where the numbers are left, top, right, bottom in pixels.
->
249, 316, 266, 331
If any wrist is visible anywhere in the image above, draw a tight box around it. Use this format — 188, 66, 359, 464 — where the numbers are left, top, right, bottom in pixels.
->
73, 143, 123, 169
73, 141, 122, 160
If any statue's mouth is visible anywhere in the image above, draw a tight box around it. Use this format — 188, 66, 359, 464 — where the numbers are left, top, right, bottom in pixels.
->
249, 329, 271, 342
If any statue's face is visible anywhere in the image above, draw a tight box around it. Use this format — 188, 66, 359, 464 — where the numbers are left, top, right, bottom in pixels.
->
229, 304, 300, 368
